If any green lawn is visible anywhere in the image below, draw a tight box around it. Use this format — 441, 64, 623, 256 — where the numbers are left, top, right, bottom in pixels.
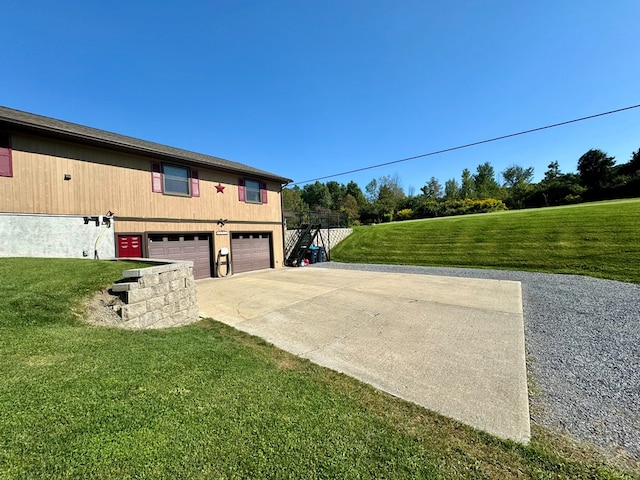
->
0, 258, 638, 478
332, 199, 640, 284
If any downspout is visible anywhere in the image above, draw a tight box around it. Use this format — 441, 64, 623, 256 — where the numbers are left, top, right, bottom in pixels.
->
280, 181, 289, 266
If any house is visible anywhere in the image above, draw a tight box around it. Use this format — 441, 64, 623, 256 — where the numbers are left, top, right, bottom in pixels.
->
0, 106, 292, 279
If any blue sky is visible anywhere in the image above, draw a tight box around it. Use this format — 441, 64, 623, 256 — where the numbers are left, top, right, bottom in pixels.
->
2, 1, 639, 193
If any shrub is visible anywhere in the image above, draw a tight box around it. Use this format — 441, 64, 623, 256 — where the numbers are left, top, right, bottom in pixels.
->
395, 208, 413, 221
440, 198, 507, 216
563, 194, 583, 204
414, 200, 442, 218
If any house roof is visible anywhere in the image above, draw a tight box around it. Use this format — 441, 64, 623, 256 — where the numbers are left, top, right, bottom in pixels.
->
0, 106, 292, 184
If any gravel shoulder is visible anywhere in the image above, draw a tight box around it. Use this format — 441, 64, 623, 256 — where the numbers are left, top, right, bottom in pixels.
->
313, 262, 640, 461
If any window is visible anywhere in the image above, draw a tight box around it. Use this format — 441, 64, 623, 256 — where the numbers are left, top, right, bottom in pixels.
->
0, 133, 12, 178
245, 179, 261, 203
163, 164, 190, 195
238, 178, 268, 204
151, 163, 199, 197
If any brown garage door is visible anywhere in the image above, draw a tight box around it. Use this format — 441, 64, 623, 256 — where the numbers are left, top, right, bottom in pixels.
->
231, 232, 272, 274
147, 234, 211, 279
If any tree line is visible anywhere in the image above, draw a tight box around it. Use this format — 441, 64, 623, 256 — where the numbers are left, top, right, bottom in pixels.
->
283, 147, 640, 226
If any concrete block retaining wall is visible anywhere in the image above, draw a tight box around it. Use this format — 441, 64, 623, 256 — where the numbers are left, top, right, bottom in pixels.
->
111, 260, 199, 329
285, 227, 353, 256
315, 228, 353, 252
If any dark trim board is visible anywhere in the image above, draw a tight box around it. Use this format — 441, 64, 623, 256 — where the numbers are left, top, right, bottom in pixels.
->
116, 216, 283, 226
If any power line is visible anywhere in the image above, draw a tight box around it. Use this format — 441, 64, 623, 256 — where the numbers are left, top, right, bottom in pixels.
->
290, 103, 640, 186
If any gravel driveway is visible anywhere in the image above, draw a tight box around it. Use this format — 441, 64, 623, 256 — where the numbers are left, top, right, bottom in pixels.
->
314, 262, 640, 460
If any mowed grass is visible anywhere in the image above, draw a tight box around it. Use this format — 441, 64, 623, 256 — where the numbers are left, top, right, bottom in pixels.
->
1, 258, 638, 479
332, 198, 640, 284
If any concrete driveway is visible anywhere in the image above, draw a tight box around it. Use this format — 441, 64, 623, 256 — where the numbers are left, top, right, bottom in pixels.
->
197, 267, 530, 443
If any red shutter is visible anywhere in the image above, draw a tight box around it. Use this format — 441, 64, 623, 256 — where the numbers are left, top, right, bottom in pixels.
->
0, 147, 12, 177
151, 163, 162, 192
261, 181, 268, 204
191, 169, 200, 197
238, 178, 245, 202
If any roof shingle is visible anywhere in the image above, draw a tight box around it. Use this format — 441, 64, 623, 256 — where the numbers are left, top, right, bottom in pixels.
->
0, 106, 292, 183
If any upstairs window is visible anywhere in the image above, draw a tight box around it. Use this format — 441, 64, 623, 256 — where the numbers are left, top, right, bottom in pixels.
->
245, 179, 261, 203
238, 178, 268, 204
151, 162, 199, 197
0, 133, 12, 178
163, 164, 190, 195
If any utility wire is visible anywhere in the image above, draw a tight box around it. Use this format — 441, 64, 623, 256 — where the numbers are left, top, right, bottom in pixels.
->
290, 103, 640, 186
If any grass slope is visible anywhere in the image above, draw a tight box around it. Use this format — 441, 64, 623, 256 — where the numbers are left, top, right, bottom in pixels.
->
0, 258, 638, 478
332, 199, 640, 284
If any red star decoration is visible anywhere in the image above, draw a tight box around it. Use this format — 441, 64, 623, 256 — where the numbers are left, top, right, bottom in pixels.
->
215, 183, 225, 193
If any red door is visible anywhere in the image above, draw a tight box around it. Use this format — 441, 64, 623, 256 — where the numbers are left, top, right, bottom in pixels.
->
117, 235, 142, 258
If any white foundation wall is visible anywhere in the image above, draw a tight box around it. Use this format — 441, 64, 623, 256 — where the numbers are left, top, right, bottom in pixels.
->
0, 214, 116, 259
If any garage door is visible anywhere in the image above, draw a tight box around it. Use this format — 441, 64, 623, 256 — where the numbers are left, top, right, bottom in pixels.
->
231, 232, 272, 274
148, 234, 211, 279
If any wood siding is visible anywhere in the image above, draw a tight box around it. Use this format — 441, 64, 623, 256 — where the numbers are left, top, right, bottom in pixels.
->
2, 133, 283, 223
0, 133, 286, 269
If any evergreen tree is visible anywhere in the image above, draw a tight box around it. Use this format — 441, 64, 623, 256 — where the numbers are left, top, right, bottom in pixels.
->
460, 168, 474, 199
444, 178, 460, 200
420, 177, 443, 199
